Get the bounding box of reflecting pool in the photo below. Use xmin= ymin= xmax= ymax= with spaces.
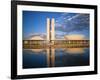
xmin=23 ymin=48 xmax=89 ymax=69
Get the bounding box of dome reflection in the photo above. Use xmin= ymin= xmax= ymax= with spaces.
xmin=29 ymin=49 xmax=44 ymax=53
xmin=63 ymin=48 xmax=85 ymax=54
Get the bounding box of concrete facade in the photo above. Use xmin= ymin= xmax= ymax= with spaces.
xmin=47 ymin=18 xmax=50 ymax=42
xmin=47 ymin=18 xmax=55 ymax=44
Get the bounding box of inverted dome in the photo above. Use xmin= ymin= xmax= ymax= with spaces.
xmin=64 ymin=34 xmax=85 ymax=40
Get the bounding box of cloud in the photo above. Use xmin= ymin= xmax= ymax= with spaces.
xmin=23 ymin=33 xmax=47 ymax=40
xmin=55 ymin=13 xmax=90 ymax=33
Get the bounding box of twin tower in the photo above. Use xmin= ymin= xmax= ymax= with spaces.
xmin=47 ymin=18 xmax=55 ymax=43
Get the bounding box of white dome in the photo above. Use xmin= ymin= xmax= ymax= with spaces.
xmin=29 ymin=36 xmax=44 ymax=40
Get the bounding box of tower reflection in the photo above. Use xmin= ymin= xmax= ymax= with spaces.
xmin=47 ymin=48 xmax=55 ymax=67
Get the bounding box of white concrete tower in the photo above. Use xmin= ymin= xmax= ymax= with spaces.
xmin=47 ymin=18 xmax=50 ymax=42
xmin=51 ymin=18 xmax=55 ymax=44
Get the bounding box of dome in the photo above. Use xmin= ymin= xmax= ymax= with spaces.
xmin=29 ymin=36 xmax=44 ymax=40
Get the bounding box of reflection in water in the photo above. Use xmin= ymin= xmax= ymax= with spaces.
xmin=23 ymin=48 xmax=89 ymax=69
xmin=30 ymin=49 xmax=44 ymax=53
xmin=47 ymin=49 xmax=55 ymax=67
xmin=63 ymin=48 xmax=85 ymax=54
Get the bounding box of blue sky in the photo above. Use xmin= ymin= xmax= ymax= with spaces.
xmin=23 ymin=11 xmax=90 ymax=39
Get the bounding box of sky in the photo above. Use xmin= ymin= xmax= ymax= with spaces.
xmin=23 ymin=11 xmax=90 ymax=39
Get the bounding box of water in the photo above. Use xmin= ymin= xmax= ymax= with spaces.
xmin=23 ymin=48 xmax=89 ymax=69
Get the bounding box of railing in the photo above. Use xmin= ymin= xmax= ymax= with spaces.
xmin=23 ymin=40 xmax=89 ymax=49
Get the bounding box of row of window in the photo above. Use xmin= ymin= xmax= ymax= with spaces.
xmin=23 ymin=41 xmax=89 ymax=46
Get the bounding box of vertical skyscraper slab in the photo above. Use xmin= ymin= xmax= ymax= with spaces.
xmin=51 ymin=18 xmax=55 ymax=44
xmin=47 ymin=18 xmax=55 ymax=44
xmin=47 ymin=18 xmax=50 ymax=42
